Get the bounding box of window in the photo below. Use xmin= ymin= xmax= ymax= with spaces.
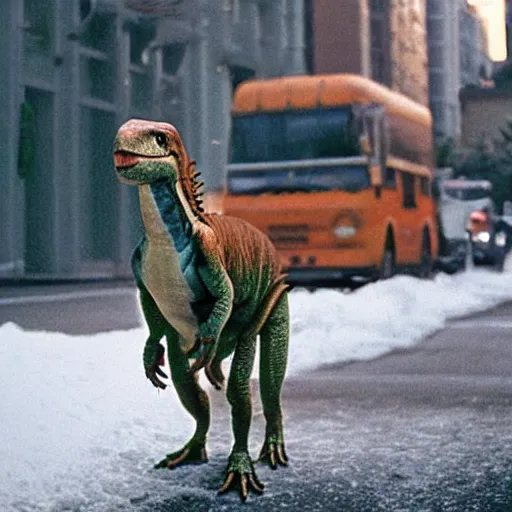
xmin=227 ymin=165 xmax=371 ymax=195
xmin=230 ymin=108 xmax=359 ymax=163
xmin=370 ymin=0 xmax=387 ymax=12
xmin=420 ymin=176 xmax=431 ymax=197
xmin=401 ymin=172 xmax=416 ymax=208
xmin=384 ymin=167 xmax=396 ymax=188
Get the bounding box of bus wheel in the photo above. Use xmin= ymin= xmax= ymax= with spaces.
xmin=379 ymin=240 xmax=395 ymax=280
xmin=419 ymin=231 xmax=432 ymax=279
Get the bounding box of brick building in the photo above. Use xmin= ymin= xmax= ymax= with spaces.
xmin=309 ymin=0 xmax=429 ymax=106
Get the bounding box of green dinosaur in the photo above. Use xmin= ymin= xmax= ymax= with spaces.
xmin=113 ymin=119 xmax=290 ymax=501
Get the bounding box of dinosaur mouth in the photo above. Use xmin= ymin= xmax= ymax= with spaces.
xmin=113 ymin=151 xmax=141 ymax=169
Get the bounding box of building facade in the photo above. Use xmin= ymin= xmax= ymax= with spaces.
xmin=460 ymin=3 xmax=492 ymax=87
xmin=389 ymin=0 xmax=429 ymax=106
xmin=311 ymin=0 xmax=371 ymax=78
xmin=427 ymin=0 xmax=462 ymax=142
xmin=427 ymin=0 xmax=493 ymax=144
xmin=311 ymin=0 xmax=429 ymax=106
xmin=0 ymin=0 xmax=305 ymax=278
xmin=460 ymin=87 xmax=512 ymax=149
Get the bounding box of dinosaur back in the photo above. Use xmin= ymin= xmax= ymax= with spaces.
xmin=202 ymin=214 xmax=286 ymax=303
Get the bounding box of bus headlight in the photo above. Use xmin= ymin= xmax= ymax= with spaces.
xmin=334 ymin=225 xmax=357 ymax=238
xmin=471 ymin=231 xmax=490 ymax=243
xmin=333 ymin=212 xmax=361 ymax=239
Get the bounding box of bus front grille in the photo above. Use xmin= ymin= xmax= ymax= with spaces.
xmin=267 ymin=224 xmax=309 ymax=245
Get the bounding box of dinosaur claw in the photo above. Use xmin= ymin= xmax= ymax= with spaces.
xmin=248 ymin=473 xmax=265 ymax=494
xmin=205 ymin=365 xmax=223 ymax=390
xmin=188 ymin=337 xmax=216 ymax=375
xmin=277 ymin=445 xmax=289 ymax=465
xmin=189 ymin=355 xmax=208 ymax=375
xmin=218 ymin=472 xmax=235 ymax=494
xmin=270 ymin=449 xmax=277 ymax=469
xmin=155 ymin=366 xmax=168 ymax=379
xmin=218 ymin=451 xmax=265 ymax=501
xmin=166 ymin=446 xmax=191 ymax=469
xmin=147 ymin=366 xmax=167 ymax=389
xmin=240 ymin=474 xmax=248 ymax=502
xmin=258 ymin=437 xmax=288 ymax=469
xmin=155 ymin=442 xmax=208 ymax=470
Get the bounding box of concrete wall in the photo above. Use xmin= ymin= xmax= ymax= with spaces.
xmin=0 ymin=2 xmax=24 ymax=275
xmin=312 ymin=0 xmax=370 ymax=77
xmin=460 ymin=87 xmax=512 ymax=148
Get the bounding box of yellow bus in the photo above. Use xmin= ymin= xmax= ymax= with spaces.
xmin=223 ymin=74 xmax=439 ymax=286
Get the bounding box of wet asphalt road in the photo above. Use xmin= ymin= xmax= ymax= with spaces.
xmin=1 ymin=282 xmax=512 ymax=511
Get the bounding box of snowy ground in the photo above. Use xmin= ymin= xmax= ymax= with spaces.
xmin=2 ymin=262 xmax=512 ymax=511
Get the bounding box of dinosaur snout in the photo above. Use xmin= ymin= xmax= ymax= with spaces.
xmin=113 ymin=151 xmax=141 ymax=169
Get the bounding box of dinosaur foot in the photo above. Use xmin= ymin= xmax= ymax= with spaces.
xmin=218 ymin=451 xmax=265 ymax=502
xmin=257 ymin=434 xmax=288 ymax=470
xmin=154 ymin=442 xmax=208 ymax=470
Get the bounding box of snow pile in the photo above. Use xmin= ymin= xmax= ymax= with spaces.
xmin=288 ymin=267 xmax=512 ymax=373
xmin=2 ymin=265 xmax=512 ymax=510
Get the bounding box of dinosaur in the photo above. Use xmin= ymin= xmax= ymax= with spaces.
xmin=113 ymin=119 xmax=290 ymax=501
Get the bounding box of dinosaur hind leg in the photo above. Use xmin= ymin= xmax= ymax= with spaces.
xmin=257 ymin=292 xmax=289 ymax=469
xmin=155 ymin=332 xmax=210 ymax=469
xmin=218 ymin=335 xmax=265 ymax=501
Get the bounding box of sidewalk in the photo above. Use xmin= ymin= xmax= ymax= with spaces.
xmin=0 ymin=278 xmax=140 ymax=334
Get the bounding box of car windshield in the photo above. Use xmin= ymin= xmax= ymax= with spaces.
xmin=230 ymin=107 xmax=360 ymax=163
xmin=443 ymin=186 xmax=491 ymax=201
xmin=227 ymin=165 xmax=370 ymax=195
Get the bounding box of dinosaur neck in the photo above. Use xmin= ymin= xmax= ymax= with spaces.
xmin=139 ymin=180 xmax=194 ymax=251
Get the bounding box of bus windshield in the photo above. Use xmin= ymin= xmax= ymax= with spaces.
xmin=227 ymin=165 xmax=370 ymax=195
xmin=230 ymin=107 xmax=359 ymax=163
xmin=443 ymin=185 xmax=491 ymax=201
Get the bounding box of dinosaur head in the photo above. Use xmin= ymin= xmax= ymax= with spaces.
xmin=113 ymin=119 xmax=184 ymax=185
xmin=113 ymin=118 xmax=205 ymax=214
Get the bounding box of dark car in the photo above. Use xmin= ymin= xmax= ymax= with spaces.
xmin=467 ymin=209 xmax=508 ymax=271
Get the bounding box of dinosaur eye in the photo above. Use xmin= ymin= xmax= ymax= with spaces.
xmin=154 ymin=132 xmax=167 ymax=148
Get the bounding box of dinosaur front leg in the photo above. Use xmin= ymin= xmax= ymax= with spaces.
xmin=137 ymin=283 xmax=169 ymax=389
xmin=155 ymin=331 xmax=210 ymax=470
xmin=189 ymin=231 xmax=234 ymax=377
xmin=257 ymin=293 xmax=290 ymax=469
xmin=219 ymin=336 xmax=264 ymax=501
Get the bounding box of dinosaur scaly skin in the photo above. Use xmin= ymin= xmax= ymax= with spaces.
xmin=113 ymin=119 xmax=290 ymax=502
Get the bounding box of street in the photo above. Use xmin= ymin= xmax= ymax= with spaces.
xmin=1 ymin=281 xmax=512 ymax=511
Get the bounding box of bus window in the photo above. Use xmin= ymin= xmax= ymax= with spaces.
xmin=402 ymin=172 xmax=416 ymax=208
xmin=420 ymin=176 xmax=431 ymax=197
xmin=227 ymin=165 xmax=370 ymax=195
xmin=384 ymin=167 xmax=396 ymax=188
xmin=231 ymin=108 xmax=359 ymax=163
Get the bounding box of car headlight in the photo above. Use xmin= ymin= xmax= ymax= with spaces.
xmin=495 ymin=231 xmax=507 ymax=247
xmin=471 ymin=231 xmax=490 ymax=243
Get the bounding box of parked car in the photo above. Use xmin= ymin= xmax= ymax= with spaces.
xmin=466 ymin=208 xmax=510 ymax=271
xmin=435 ymin=178 xmax=493 ymax=273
